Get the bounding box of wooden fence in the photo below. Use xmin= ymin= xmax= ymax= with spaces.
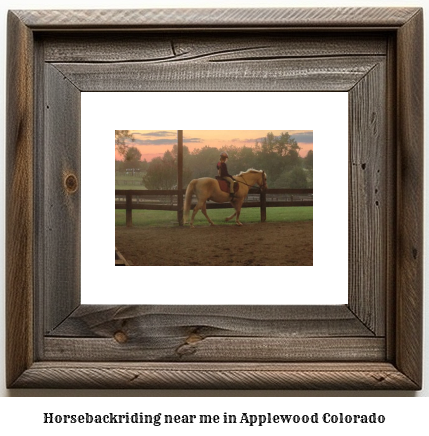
xmin=116 ymin=188 xmax=313 ymax=226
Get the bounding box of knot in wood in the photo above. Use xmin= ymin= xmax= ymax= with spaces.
xmin=186 ymin=333 xmax=203 ymax=344
xmin=64 ymin=174 xmax=78 ymax=193
xmin=114 ymin=331 xmax=128 ymax=343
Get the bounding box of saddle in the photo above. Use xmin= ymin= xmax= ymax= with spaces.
xmin=215 ymin=176 xmax=239 ymax=194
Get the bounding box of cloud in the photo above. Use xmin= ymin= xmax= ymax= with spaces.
xmin=184 ymin=137 xmax=203 ymax=144
xmin=133 ymin=138 xmax=178 ymax=146
xmin=129 ymin=135 xmax=203 ymax=147
xmin=134 ymin=131 xmax=176 ymax=137
xmin=291 ymin=131 xmax=313 ymax=144
xmin=244 ymin=137 xmax=265 ymax=144
xmin=230 ymin=132 xmax=314 ymax=147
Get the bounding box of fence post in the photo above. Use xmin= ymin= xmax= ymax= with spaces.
xmin=126 ymin=191 xmax=132 ymax=227
xmin=260 ymin=189 xmax=266 ymax=222
xmin=177 ymin=130 xmax=184 ymax=226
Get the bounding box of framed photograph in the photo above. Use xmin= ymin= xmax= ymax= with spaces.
xmin=6 ymin=7 xmax=423 ymax=389
xmin=86 ymin=93 xmax=346 ymax=305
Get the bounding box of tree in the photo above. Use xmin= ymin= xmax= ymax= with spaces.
xmin=303 ymin=150 xmax=313 ymax=188
xmin=304 ymin=149 xmax=313 ymax=170
xmin=188 ymin=146 xmax=221 ymax=179
xmin=115 ymin=159 xmax=125 ymax=173
xmin=140 ymin=158 xmax=149 ymax=172
xmin=254 ymin=132 xmax=302 ymax=185
xmin=235 ymin=146 xmax=257 ymax=171
xmin=123 ymin=146 xmax=142 ymax=172
xmin=142 ymin=150 xmax=178 ymax=189
xmin=115 ymin=130 xmax=134 ymax=159
xmin=171 ymin=143 xmax=190 ymax=161
xmin=124 ymin=146 xmax=142 ymax=163
xmin=257 ymin=132 xmax=300 ymax=163
xmin=274 ymin=166 xmax=309 ymax=189
xmin=276 ymin=132 xmax=300 ymax=159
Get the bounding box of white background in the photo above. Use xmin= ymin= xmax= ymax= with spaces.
xmin=0 ymin=0 xmax=428 ymax=422
xmin=82 ymin=92 xmax=348 ymax=305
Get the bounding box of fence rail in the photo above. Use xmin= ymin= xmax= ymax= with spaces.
xmin=115 ymin=188 xmax=313 ymax=226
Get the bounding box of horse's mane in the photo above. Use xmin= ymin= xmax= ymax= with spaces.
xmin=237 ymin=168 xmax=264 ymax=176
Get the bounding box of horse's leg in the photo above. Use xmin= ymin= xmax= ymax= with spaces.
xmin=190 ymin=199 xmax=212 ymax=228
xmin=235 ymin=210 xmax=243 ymax=226
xmin=201 ymin=202 xmax=215 ymax=226
xmin=225 ymin=211 xmax=236 ymax=222
xmin=189 ymin=204 xmax=200 ymax=228
xmin=234 ymin=199 xmax=244 ymax=226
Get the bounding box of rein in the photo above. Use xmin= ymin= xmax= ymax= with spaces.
xmin=234 ymin=172 xmax=265 ymax=189
xmin=234 ymin=176 xmax=254 ymax=187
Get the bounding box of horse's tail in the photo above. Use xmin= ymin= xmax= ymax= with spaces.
xmin=183 ymin=179 xmax=197 ymax=223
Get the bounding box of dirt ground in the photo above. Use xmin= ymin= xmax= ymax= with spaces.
xmin=115 ymin=221 xmax=312 ymax=266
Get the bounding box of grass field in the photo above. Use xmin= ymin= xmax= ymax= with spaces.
xmin=115 ymin=184 xmax=147 ymax=190
xmin=115 ymin=173 xmax=146 ymax=190
xmin=115 ymin=206 xmax=313 ymax=227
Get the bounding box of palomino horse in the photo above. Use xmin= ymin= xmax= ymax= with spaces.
xmin=184 ymin=169 xmax=267 ymax=227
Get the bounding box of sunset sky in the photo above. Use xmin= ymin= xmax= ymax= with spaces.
xmin=115 ymin=130 xmax=313 ymax=161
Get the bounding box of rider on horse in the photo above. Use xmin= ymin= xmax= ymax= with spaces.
xmin=217 ymin=151 xmax=235 ymax=198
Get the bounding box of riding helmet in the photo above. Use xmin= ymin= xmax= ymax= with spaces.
xmin=220 ymin=151 xmax=229 ymax=158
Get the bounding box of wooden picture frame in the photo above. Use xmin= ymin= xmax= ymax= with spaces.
xmin=6 ymin=7 xmax=423 ymax=389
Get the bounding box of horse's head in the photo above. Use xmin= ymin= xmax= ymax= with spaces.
xmin=238 ymin=169 xmax=267 ymax=191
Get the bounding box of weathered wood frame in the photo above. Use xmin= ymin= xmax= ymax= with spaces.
xmin=6 ymin=8 xmax=423 ymax=389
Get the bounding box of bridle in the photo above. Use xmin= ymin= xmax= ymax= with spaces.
xmin=234 ymin=175 xmax=253 ymax=188
xmin=235 ymin=171 xmax=267 ymax=191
